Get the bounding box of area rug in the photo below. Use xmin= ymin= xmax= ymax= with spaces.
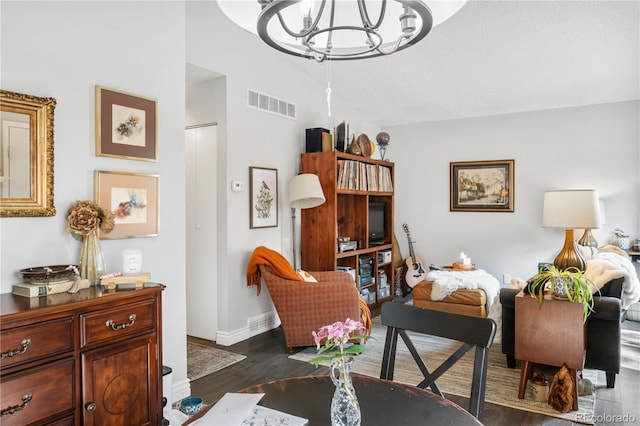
xmin=289 ymin=317 xmax=597 ymax=424
xmin=621 ymin=328 xmax=640 ymax=371
xmin=187 ymin=341 xmax=246 ymax=381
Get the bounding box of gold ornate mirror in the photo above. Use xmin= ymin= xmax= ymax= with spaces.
xmin=0 ymin=90 xmax=56 ymax=217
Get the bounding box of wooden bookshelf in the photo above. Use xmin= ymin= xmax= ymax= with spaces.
xmin=300 ymin=151 xmax=395 ymax=307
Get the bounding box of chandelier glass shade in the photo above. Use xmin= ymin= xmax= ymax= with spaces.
xmin=216 ymin=0 xmax=468 ymax=61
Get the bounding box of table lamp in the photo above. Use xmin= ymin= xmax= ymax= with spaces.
xmin=289 ymin=174 xmax=325 ymax=270
xmin=542 ymin=189 xmax=601 ymax=271
xmin=578 ymin=199 xmax=606 ymax=248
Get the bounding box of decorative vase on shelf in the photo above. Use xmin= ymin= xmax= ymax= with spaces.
xmin=79 ymin=228 xmax=105 ymax=285
xmin=617 ymin=237 xmax=630 ymax=251
xmin=330 ymin=357 xmax=361 ymax=426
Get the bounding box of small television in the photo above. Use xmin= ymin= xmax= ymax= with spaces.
xmin=368 ymin=202 xmax=387 ymax=245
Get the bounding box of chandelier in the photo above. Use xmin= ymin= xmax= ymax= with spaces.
xmin=216 ymin=0 xmax=468 ymax=62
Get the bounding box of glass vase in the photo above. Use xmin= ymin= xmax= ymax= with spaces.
xmin=329 ymin=357 xmax=361 ymax=426
xmin=79 ymin=228 xmax=105 ymax=285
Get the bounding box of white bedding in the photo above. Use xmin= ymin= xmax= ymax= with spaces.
xmin=425 ymin=269 xmax=501 ymax=312
xmin=584 ymin=250 xmax=640 ymax=309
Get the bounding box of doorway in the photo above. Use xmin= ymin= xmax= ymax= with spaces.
xmin=185 ymin=123 xmax=218 ymax=340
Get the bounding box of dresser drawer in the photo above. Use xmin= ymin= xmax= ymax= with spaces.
xmin=47 ymin=415 xmax=75 ymax=426
xmin=80 ymin=299 xmax=155 ymax=347
xmin=0 ymin=358 xmax=74 ymax=426
xmin=1 ymin=317 xmax=74 ymax=369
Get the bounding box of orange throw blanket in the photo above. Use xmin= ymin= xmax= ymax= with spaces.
xmin=246 ymin=246 xmax=301 ymax=295
xmin=359 ymin=296 xmax=372 ymax=337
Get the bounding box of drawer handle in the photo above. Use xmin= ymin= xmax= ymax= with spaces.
xmin=106 ymin=314 xmax=136 ymax=331
xmin=85 ymin=402 xmax=97 ymax=412
xmin=0 ymin=338 xmax=31 ymax=359
xmin=1 ymin=393 xmax=32 ymax=417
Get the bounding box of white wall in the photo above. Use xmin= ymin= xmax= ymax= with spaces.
xmin=185 ymin=1 xmax=380 ymax=344
xmin=1 ymin=0 xmax=189 ymax=401
xmin=387 ymin=101 xmax=639 ymax=282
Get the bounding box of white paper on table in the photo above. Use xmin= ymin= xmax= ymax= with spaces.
xmin=241 ymin=405 xmax=308 ymax=426
xmin=191 ymin=393 xmax=264 ymax=425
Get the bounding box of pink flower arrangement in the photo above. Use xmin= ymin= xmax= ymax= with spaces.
xmin=308 ymin=318 xmax=370 ymax=366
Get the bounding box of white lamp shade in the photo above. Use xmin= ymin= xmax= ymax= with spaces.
xmin=289 ymin=174 xmax=325 ymax=209
xmin=542 ymin=190 xmax=601 ymax=229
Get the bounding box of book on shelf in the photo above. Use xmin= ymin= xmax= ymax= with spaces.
xmin=336 ymin=160 xmax=392 ymax=192
xmin=377 ymin=165 xmax=393 ymax=192
xmin=12 ymin=278 xmax=88 ymax=297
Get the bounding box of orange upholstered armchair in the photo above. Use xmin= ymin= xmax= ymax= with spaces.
xmin=259 ymin=265 xmax=361 ymax=352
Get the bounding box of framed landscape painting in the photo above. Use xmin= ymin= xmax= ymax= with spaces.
xmin=250 ymin=166 xmax=278 ymax=228
xmin=450 ymin=159 xmax=514 ymax=212
xmin=95 ymin=170 xmax=159 ymax=239
xmin=95 ymin=86 xmax=158 ymax=161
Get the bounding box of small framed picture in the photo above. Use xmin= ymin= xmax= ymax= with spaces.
xmin=95 ymin=86 xmax=158 ymax=161
xmin=250 ymin=166 xmax=278 ymax=229
xmin=95 ymin=170 xmax=159 ymax=239
xmin=450 ymin=159 xmax=515 ymax=212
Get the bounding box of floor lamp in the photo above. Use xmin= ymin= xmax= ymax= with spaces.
xmin=289 ymin=174 xmax=326 ymax=270
xmin=542 ymin=189 xmax=601 ymax=272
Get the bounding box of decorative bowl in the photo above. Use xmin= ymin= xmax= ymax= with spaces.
xmin=179 ymin=397 xmax=203 ymax=416
xmin=18 ymin=265 xmax=79 ymax=284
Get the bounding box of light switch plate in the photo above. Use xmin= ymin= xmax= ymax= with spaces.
xmin=231 ymin=180 xmax=245 ymax=192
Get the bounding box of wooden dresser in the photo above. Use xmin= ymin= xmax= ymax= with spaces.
xmin=0 ymin=284 xmax=164 ymax=425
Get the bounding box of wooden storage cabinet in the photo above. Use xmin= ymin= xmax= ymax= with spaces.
xmin=0 ymin=285 xmax=164 ymax=426
xmin=300 ymin=151 xmax=395 ymax=307
xmin=82 ymin=336 xmax=154 ymax=425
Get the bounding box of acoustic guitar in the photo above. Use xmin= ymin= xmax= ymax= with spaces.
xmin=402 ymin=223 xmax=426 ymax=288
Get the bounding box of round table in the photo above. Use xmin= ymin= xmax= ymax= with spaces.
xmin=235 ymin=375 xmax=482 ymax=425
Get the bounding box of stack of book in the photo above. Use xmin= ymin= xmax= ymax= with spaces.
xmin=337 ymin=160 xmax=393 ymax=192
xmin=13 ymin=278 xmax=88 ymax=297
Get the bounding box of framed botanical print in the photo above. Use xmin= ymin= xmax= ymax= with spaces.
xmin=450 ymin=159 xmax=514 ymax=212
xmin=250 ymin=166 xmax=278 ymax=228
xmin=95 ymin=170 xmax=159 ymax=239
xmin=95 ymin=86 xmax=157 ymax=161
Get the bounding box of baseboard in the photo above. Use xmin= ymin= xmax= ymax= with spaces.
xmin=215 ymin=327 xmax=250 ymax=346
xmin=171 ymin=378 xmax=191 ymax=403
xmin=216 ymin=311 xmax=280 ymax=346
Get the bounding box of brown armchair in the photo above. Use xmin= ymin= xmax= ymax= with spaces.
xmin=259 ymin=265 xmax=361 ymax=352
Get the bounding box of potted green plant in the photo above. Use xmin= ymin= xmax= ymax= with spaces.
xmin=527 ymin=265 xmax=596 ymax=322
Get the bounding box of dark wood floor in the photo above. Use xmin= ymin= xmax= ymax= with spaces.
xmin=189 ymin=315 xmax=640 ymax=426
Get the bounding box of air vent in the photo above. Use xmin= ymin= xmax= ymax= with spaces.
xmin=248 ymin=311 xmax=278 ymax=335
xmin=247 ymin=89 xmax=296 ymax=120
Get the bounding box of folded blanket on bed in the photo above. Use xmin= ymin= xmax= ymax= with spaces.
xmin=425 ymin=269 xmax=501 ymax=311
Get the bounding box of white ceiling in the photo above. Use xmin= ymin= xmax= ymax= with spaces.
xmin=195 ymin=1 xmax=639 ymax=127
